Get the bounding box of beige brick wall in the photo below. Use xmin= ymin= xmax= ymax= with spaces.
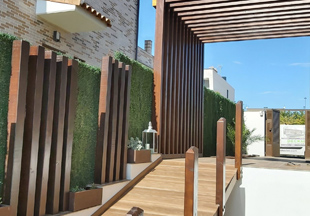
xmin=0 ymin=0 xmax=138 ymax=67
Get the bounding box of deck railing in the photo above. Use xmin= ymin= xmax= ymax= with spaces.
xmin=184 ymin=101 xmax=243 ymax=216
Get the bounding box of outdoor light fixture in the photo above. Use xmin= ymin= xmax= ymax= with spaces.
xmin=53 ymin=31 xmax=61 ymax=42
xmin=142 ymin=122 xmax=158 ymax=153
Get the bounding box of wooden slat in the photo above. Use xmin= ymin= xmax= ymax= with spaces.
xmin=153 ymin=0 xmax=166 ymax=140
xmin=46 ymin=55 xmax=68 ymax=214
xmin=174 ymin=0 xmax=281 ymax=12
xmin=95 ymin=56 xmax=113 ymax=184
xmin=179 ymin=19 xmax=185 ymax=154
xmin=106 ymin=59 xmax=120 ymax=183
xmin=182 ymin=4 xmax=310 ymax=21
xmin=184 ymin=146 xmax=198 ymax=216
xmin=171 ymin=11 xmax=178 ymax=154
xmin=189 ymin=14 xmax=310 ymax=29
xmin=305 ymin=111 xmax=310 ymax=160
xmin=200 ymin=41 xmax=204 ymax=154
xmin=178 ymin=1 xmax=310 ymax=17
xmin=197 ymin=25 xmax=310 ymax=38
xmin=200 ymin=28 xmax=310 ymax=41
xmin=235 ymin=101 xmax=243 ymax=180
xmin=120 ymin=65 xmax=132 ymax=180
xmin=3 ymin=40 xmax=30 ymax=216
xmin=35 ymin=51 xmax=57 ymax=216
xmin=60 ymin=59 xmax=78 ymax=211
xmin=175 ymin=16 xmax=181 ymax=154
xmin=167 ymin=7 xmax=174 ymax=154
xmin=114 ymin=63 xmax=126 ymax=181
xmin=216 ymin=118 xmax=226 ymax=216
xmin=202 ymin=31 xmax=310 ymax=43
xmin=185 ymin=9 xmax=310 ymax=24
xmin=18 ymin=45 xmax=45 ymax=216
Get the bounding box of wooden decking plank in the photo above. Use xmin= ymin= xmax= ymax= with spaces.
xmin=103 ymin=158 xmax=237 ymax=216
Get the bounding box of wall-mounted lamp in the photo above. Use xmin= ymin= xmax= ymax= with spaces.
xmin=53 ymin=31 xmax=61 ymax=42
xmin=260 ymin=111 xmax=264 ymax=117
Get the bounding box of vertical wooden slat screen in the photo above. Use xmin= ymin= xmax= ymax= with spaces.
xmin=18 ymin=45 xmax=45 ymax=216
xmin=46 ymin=56 xmax=68 ymax=214
xmin=265 ymin=109 xmax=280 ymax=157
xmin=3 ymin=40 xmax=30 ymax=216
xmin=60 ymin=59 xmax=78 ymax=211
xmin=154 ymin=1 xmax=204 ymax=157
xmin=95 ymin=57 xmax=132 ymax=184
xmin=35 ymin=51 xmax=57 ymax=216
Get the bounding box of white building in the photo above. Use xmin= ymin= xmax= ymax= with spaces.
xmin=203 ymin=67 xmax=235 ymax=101
xmin=244 ymin=108 xmax=266 ymax=157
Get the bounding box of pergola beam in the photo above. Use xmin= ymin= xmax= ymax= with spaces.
xmin=193 ymin=22 xmax=310 ymax=35
xmin=188 ymin=13 xmax=310 ymax=28
xmin=185 ymin=9 xmax=310 ymax=24
xmin=199 ymin=28 xmax=310 ymax=41
xmin=181 ymin=4 xmax=310 ymax=21
xmin=202 ymin=32 xmax=310 ymax=43
xmin=191 ymin=17 xmax=310 ymax=32
xmin=173 ymin=0 xmax=281 ymax=12
xmin=178 ymin=1 xmax=310 ymax=16
xmin=197 ymin=25 xmax=310 ymax=38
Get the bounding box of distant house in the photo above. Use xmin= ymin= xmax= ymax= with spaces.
xmin=203 ymin=67 xmax=235 ymax=101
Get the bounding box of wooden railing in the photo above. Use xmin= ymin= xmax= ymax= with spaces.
xmin=184 ymin=101 xmax=243 ymax=216
xmin=216 ymin=118 xmax=226 ymax=216
xmin=184 ymin=146 xmax=198 ymax=216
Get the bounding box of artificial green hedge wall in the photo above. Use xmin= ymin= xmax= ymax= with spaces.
xmin=0 ymin=33 xmax=17 ymax=196
xmin=70 ymin=62 xmax=100 ymax=190
xmin=114 ymin=52 xmax=153 ymax=139
xmin=203 ymin=88 xmax=236 ymax=156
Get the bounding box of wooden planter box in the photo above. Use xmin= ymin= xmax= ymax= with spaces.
xmin=0 ymin=205 xmax=10 ymax=215
xmin=69 ymin=188 xmax=102 ymax=212
xmin=127 ymin=149 xmax=151 ymax=163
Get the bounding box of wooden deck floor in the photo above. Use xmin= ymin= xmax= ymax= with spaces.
xmin=103 ymin=158 xmax=237 ymax=216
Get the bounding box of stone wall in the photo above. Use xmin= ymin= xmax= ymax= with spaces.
xmin=0 ymin=0 xmax=138 ymax=67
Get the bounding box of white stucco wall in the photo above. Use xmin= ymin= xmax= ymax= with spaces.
xmin=203 ymin=68 xmax=235 ymax=101
xmin=225 ymin=167 xmax=310 ymax=216
xmin=244 ymin=110 xmax=265 ymax=156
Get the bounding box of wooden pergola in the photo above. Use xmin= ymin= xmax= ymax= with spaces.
xmin=153 ymin=0 xmax=310 ymax=157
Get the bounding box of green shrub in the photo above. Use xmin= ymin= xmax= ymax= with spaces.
xmin=70 ymin=62 xmax=100 ymax=190
xmin=203 ymin=88 xmax=236 ymax=156
xmin=0 ymin=33 xmax=17 ymax=197
xmin=114 ymin=52 xmax=153 ymax=139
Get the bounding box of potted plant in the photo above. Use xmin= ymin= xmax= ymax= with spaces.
xmin=69 ymin=184 xmax=102 ymax=212
xmin=127 ymin=137 xmax=151 ymax=163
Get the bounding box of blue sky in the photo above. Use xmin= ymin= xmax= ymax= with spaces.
xmin=138 ymin=1 xmax=310 ymax=109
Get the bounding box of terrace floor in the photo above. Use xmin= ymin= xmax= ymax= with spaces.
xmin=102 ymin=157 xmax=238 ymax=216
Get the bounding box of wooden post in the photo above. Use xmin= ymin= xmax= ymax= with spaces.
xmin=3 ymin=40 xmax=30 ymax=216
xmin=216 ymin=118 xmax=226 ymax=216
xmin=126 ymin=207 xmax=144 ymax=216
xmin=305 ymin=110 xmax=310 ymax=160
xmin=235 ymin=101 xmax=243 ymax=180
xmin=184 ymin=146 xmax=198 ymax=216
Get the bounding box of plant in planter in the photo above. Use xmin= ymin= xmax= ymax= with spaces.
xmin=69 ymin=183 xmax=102 ymax=212
xmin=127 ymin=137 xmax=151 ymax=163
